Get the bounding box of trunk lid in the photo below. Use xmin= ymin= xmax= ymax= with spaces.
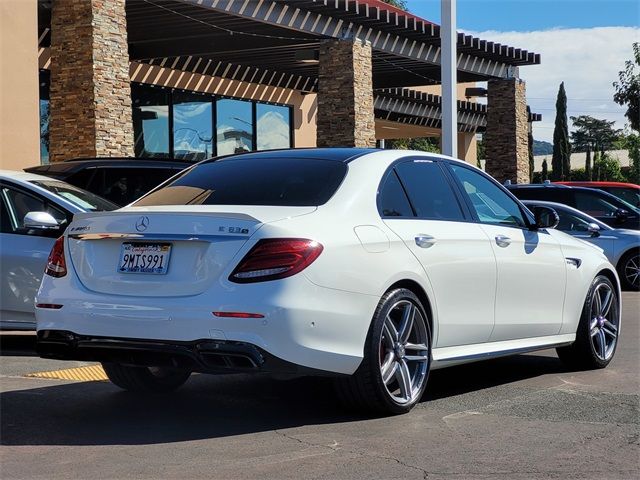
xmin=66 ymin=205 xmax=315 ymax=297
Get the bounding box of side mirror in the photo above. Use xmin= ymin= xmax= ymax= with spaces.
xmin=587 ymin=223 xmax=601 ymax=236
xmin=531 ymin=206 xmax=559 ymax=230
xmin=615 ymin=208 xmax=628 ymax=222
xmin=23 ymin=211 xmax=60 ymax=229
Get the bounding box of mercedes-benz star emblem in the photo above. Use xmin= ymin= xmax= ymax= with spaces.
xmin=135 ymin=216 xmax=150 ymax=232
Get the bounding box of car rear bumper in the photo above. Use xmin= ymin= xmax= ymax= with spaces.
xmin=37 ymin=330 xmax=336 ymax=376
xmin=35 ymin=274 xmax=380 ymax=375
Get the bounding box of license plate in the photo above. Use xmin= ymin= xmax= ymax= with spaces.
xmin=118 ymin=242 xmax=171 ymax=275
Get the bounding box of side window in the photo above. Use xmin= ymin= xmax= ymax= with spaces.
xmin=449 ymin=165 xmax=526 ymax=227
xmin=574 ymin=192 xmax=619 ymax=217
xmin=378 ymin=170 xmax=413 ymax=217
xmin=395 ymin=160 xmax=465 ymax=221
xmin=102 ymin=168 xmax=178 ymax=205
xmin=553 ymin=208 xmax=593 ymax=232
xmin=0 ymin=195 xmax=12 ymax=233
xmin=0 ymin=186 xmax=67 ymax=237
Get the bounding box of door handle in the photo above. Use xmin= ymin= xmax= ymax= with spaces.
xmin=495 ymin=234 xmax=511 ymax=247
xmin=415 ymin=235 xmax=436 ymax=248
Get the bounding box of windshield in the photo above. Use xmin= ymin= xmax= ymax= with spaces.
xmin=133 ymin=157 xmax=348 ymax=207
xmin=30 ymin=180 xmax=118 ymax=211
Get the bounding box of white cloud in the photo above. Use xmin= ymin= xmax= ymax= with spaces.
xmin=469 ymin=26 xmax=640 ymax=142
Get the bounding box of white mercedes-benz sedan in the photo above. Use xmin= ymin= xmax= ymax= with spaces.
xmin=36 ymin=149 xmax=621 ymax=414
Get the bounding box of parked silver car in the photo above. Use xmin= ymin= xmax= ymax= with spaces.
xmin=0 ymin=170 xmax=117 ymax=330
xmin=524 ymin=200 xmax=639 ymax=291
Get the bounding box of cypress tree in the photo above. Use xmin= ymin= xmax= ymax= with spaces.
xmin=551 ymin=82 xmax=571 ymax=180
xmin=528 ymin=128 xmax=535 ymax=183
xmin=585 ymin=148 xmax=592 ymax=180
xmin=542 ymin=159 xmax=549 ymax=181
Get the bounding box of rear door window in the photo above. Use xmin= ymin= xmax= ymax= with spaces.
xmin=394 ymin=160 xmax=465 ymax=221
xmin=378 ymin=170 xmax=414 ymax=217
xmin=134 ymin=158 xmax=348 ymax=207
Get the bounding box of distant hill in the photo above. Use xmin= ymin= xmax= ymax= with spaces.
xmin=533 ymin=140 xmax=553 ymax=156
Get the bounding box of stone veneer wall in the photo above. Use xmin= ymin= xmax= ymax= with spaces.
xmin=316 ymin=39 xmax=375 ymax=148
xmin=49 ymin=0 xmax=133 ymax=161
xmin=485 ymin=78 xmax=529 ymax=184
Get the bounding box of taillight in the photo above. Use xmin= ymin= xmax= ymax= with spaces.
xmin=230 ymin=238 xmax=323 ymax=283
xmin=45 ymin=236 xmax=67 ymax=278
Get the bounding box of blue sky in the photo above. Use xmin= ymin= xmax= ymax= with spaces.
xmin=404 ymin=1 xmax=640 ymax=145
xmin=406 ymin=0 xmax=640 ymax=32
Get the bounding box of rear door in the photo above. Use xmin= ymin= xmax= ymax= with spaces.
xmin=447 ymin=164 xmax=566 ymax=341
xmin=380 ymin=158 xmax=496 ymax=348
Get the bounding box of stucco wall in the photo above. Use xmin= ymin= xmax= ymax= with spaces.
xmin=0 ymin=0 xmax=40 ymax=170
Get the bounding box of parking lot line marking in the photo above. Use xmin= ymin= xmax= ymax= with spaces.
xmin=25 ymin=364 xmax=108 ymax=382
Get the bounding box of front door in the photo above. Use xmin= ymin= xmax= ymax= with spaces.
xmin=447 ymin=164 xmax=567 ymax=341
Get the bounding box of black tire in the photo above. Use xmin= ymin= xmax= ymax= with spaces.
xmin=335 ymin=288 xmax=432 ymax=415
xmin=556 ymin=275 xmax=620 ymax=370
xmin=102 ymin=362 xmax=191 ymax=393
xmin=617 ymin=248 xmax=640 ymax=291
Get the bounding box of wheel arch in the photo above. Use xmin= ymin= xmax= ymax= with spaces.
xmin=597 ymin=267 xmax=621 ymax=294
xmin=385 ymin=279 xmax=434 ymax=337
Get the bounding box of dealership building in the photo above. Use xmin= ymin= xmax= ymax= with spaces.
xmin=1 ymin=0 xmax=541 ymax=183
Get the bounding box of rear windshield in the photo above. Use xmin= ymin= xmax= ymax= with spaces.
xmin=30 ymin=180 xmax=118 ymax=211
xmin=133 ymin=157 xmax=348 ymax=207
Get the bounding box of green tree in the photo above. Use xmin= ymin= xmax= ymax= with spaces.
xmin=380 ymin=0 xmax=408 ymax=10
xmin=387 ymin=137 xmax=440 ymax=153
xmin=570 ymin=115 xmax=622 ymax=181
xmin=622 ymin=132 xmax=640 ymax=184
xmin=593 ymin=154 xmax=625 ymax=182
xmin=528 ymin=128 xmax=534 ymax=183
xmin=613 ymin=42 xmax=640 ymax=132
xmin=541 ymin=159 xmax=549 ymax=181
xmin=551 ymin=82 xmax=571 ymax=180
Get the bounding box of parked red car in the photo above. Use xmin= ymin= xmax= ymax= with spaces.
xmin=555 ymin=181 xmax=640 ymax=208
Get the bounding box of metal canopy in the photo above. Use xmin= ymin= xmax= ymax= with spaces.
xmin=37 ymin=0 xmax=542 ymax=134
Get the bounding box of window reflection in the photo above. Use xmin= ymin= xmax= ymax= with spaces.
xmin=39 ymin=70 xmax=50 ymax=164
xmin=173 ymin=92 xmax=213 ymax=162
xmin=257 ymin=104 xmax=291 ymax=150
xmin=216 ymin=99 xmax=253 ymax=155
xmin=132 ymin=85 xmax=170 ymax=158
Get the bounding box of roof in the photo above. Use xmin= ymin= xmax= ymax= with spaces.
xmin=211 ymin=147 xmax=379 ymax=163
xmin=556 ymin=181 xmax=640 ymax=189
xmin=0 ymin=170 xmax=57 ymax=183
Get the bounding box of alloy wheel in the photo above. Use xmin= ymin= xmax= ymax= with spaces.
xmin=589 ymin=281 xmax=619 ymax=361
xmin=378 ymin=300 xmax=429 ymax=405
xmin=624 ymin=254 xmax=640 ymax=289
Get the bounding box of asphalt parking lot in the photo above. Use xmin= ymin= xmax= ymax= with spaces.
xmin=1 ymin=293 xmax=638 ymax=480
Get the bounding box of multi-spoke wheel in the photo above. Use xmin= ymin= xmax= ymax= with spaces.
xmin=618 ymin=249 xmax=640 ymax=291
xmin=557 ymin=275 xmax=621 ymax=369
xmin=379 ymin=300 xmax=430 ymax=405
xmin=335 ymin=288 xmax=431 ymax=415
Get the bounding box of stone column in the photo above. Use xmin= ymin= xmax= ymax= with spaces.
xmin=49 ymin=0 xmax=134 ymax=161
xmin=485 ymin=78 xmax=529 ymax=184
xmin=316 ymin=39 xmax=375 ymax=148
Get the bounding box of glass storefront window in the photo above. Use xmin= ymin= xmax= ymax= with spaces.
xmin=172 ymin=91 xmax=213 ymax=162
xmin=216 ymin=99 xmax=253 ymax=155
xmin=39 ymin=70 xmax=50 ymax=164
xmin=256 ymin=104 xmax=291 ymax=151
xmin=132 ymin=84 xmax=170 ymax=158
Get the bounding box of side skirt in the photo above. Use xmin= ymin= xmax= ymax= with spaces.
xmin=431 ymin=333 xmax=576 ymax=370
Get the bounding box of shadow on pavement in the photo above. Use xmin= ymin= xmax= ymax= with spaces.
xmin=1 ymin=352 xmax=565 ymax=447
xmin=0 ymin=334 xmax=37 ymax=357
